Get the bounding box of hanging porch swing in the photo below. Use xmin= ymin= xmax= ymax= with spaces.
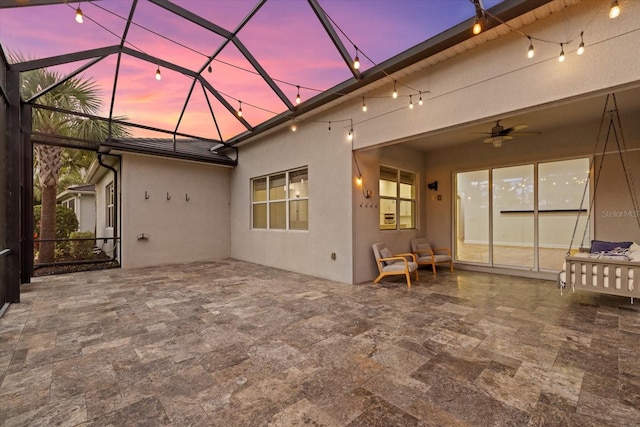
xmin=558 ymin=93 xmax=640 ymax=302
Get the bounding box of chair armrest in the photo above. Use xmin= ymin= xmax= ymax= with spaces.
xmin=393 ymin=253 xmax=417 ymax=263
xmin=413 ymin=250 xmax=435 ymax=258
xmin=432 ymin=248 xmax=452 ymax=256
xmin=379 ymin=256 xmax=411 ymax=267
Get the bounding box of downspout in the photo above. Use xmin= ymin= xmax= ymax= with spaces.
xmin=98 ymin=155 xmax=118 ymax=261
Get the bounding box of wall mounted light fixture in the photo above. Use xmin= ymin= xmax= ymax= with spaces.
xmin=427 ymin=181 xmax=438 ymax=191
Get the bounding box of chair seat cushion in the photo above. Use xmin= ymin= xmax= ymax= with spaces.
xmin=383 ymin=262 xmax=418 ymax=272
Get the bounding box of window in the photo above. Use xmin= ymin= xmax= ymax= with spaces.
xmin=106 ymin=182 xmax=114 ymax=228
xmin=379 ymin=165 xmax=416 ymax=230
xmin=61 ymin=199 xmax=75 ymax=212
xmin=252 ymin=167 xmax=308 ymax=230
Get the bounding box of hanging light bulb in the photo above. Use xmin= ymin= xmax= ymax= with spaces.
xmin=291 ymin=119 xmax=297 ymax=132
xmin=609 ymin=0 xmax=620 ymax=18
xmin=392 ymin=81 xmax=398 ymax=99
xmin=353 ymin=47 xmax=360 ymax=70
xmin=577 ymin=32 xmax=585 ymax=55
xmin=418 ymin=91 xmax=423 ymax=106
xmin=207 ymin=64 xmax=212 ymax=73
xmin=328 ymin=121 xmax=331 ymax=131
xmin=155 ymin=65 xmax=161 ymax=80
xmin=348 ymin=128 xmax=353 ymax=141
xmin=295 ymin=86 xmax=301 ymax=105
xmin=558 ymin=43 xmax=565 ymax=62
xmin=362 ymin=97 xmax=367 ymax=112
xmin=237 ymin=101 xmax=243 ymax=117
xmin=527 ymin=36 xmax=535 ymax=59
xmin=75 ymin=6 xmax=84 ymax=23
xmin=472 ymin=17 xmax=482 ymax=35
xmin=355 ymin=175 xmax=363 ymax=186
xmin=409 ymin=95 xmax=414 ymax=109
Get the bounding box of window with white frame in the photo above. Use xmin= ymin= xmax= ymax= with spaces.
xmin=252 ymin=167 xmax=308 ymax=230
xmin=106 ymin=182 xmax=114 ymax=228
xmin=61 ymin=198 xmax=75 ymax=212
xmin=379 ymin=165 xmax=416 ymax=230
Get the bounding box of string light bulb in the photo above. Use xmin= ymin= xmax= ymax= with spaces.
xmin=75 ymin=6 xmax=83 ymax=24
xmin=527 ymin=37 xmax=535 ymax=58
xmin=609 ymin=0 xmax=620 ymax=19
xmin=353 ymin=47 xmax=360 ymax=70
xmin=472 ymin=17 xmax=482 ymax=35
xmin=348 ymin=128 xmax=353 ymax=141
xmin=577 ymin=32 xmax=585 ymax=55
xmin=237 ymin=101 xmax=243 ymax=117
xmin=392 ymin=81 xmax=398 ymax=99
xmin=558 ymin=43 xmax=565 ymax=62
xmin=418 ymin=91 xmax=423 ymax=106
xmin=355 ymin=175 xmax=363 ymax=186
xmin=328 ymin=121 xmax=331 ymax=131
xmin=409 ymin=95 xmax=414 ymax=109
xmin=362 ymin=97 xmax=367 ymax=112
xmin=207 ymin=65 xmax=212 ymax=73
xmin=155 ymin=65 xmax=161 ymax=80
xmin=295 ymin=86 xmax=301 ymax=105
xmin=291 ymin=119 xmax=297 ymax=132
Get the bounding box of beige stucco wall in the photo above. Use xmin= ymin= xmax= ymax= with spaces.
xmin=120 ymin=154 xmax=231 ymax=269
xmin=230 ymin=120 xmax=353 ymax=283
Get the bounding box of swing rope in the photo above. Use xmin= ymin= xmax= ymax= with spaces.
xmin=566 ymin=93 xmax=640 ymax=257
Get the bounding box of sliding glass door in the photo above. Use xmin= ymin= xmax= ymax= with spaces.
xmin=455 ymin=158 xmax=589 ymax=271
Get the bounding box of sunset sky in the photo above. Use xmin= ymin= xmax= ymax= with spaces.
xmin=0 ymin=0 xmax=501 ymax=141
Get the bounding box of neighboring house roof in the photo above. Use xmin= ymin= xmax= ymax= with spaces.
xmin=56 ymin=184 xmax=96 ymax=201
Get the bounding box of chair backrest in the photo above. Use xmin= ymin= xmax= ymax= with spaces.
xmin=372 ymin=243 xmax=385 ymax=261
xmin=410 ymin=238 xmax=432 ymax=253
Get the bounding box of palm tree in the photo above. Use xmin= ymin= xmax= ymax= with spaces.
xmin=12 ymin=52 xmax=128 ymax=263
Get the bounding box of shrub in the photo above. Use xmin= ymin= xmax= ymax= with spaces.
xmin=70 ymin=231 xmax=95 ymax=259
xmin=34 ymin=204 xmax=79 ymax=260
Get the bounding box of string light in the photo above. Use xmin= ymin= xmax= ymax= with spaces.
xmin=527 ymin=36 xmax=534 ymax=58
xmin=155 ymin=65 xmax=161 ymax=80
xmin=558 ymin=43 xmax=565 ymax=62
xmin=291 ymin=118 xmax=297 ymax=132
xmin=237 ymin=100 xmax=243 ymax=117
xmin=295 ymin=86 xmax=301 ymax=105
xmin=347 ymin=127 xmax=353 ymax=141
xmin=355 ymin=175 xmax=363 ymax=186
xmin=75 ymin=5 xmax=83 ymax=24
xmin=362 ymin=97 xmax=367 ymax=112
xmin=392 ymin=81 xmax=398 ymax=99
xmin=577 ymin=32 xmax=585 ymax=55
xmin=353 ymin=47 xmax=360 ymax=70
xmin=418 ymin=91 xmax=423 ymax=106
xmin=409 ymin=95 xmax=414 ymax=109
xmin=472 ymin=17 xmax=482 ymax=35
xmin=207 ymin=65 xmax=212 ymax=73
xmin=609 ymin=0 xmax=620 ymax=19
xmin=328 ymin=121 xmax=331 ymax=131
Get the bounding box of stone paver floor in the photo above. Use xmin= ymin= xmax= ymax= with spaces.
xmin=1 ymin=259 xmax=640 ymax=426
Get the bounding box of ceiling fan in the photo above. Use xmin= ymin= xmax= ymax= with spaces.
xmin=473 ymin=120 xmax=539 ymax=148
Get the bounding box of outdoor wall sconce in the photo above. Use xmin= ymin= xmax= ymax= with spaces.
xmin=167 ymin=192 xmax=171 ymax=200
xmin=185 ymin=193 xmax=190 ymax=201
xmin=428 ymin=181 xmax=438 ymax=191
xmin=137 ymin=233 xmax=149 ymax=240
xmin=144 ymin=191 xmax=150 ymax=199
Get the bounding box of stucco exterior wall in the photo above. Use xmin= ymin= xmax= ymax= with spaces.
xmin=230 ymin=121 xmax=353 ymax=283
xmin=120 ymin=154 xmax=231 ymax=269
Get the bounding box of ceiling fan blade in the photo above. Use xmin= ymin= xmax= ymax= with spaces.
xmin=510 ymin=124 xmax=528 ymax=131
xmin=510 ymin=131 xmax=540 ymax=136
